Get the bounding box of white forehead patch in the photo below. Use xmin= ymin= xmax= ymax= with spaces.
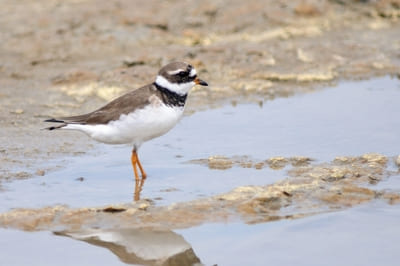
xmin=155 ymin=75 xmax=195 ymax=96
xmin=167 ymin=69 xmax=185 ymax=75
xmin=189 ymin=68 xmax=197 ymax=77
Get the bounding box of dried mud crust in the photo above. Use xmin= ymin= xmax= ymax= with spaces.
xmin=0 ymin=0 xmax=400 ymax=180
xmin=0 ymin=153 xmax=399 ymax=231
xmin=189 ymin=155 xmax=314 ymax=170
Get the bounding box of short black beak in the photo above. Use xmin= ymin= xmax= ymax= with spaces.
xmin=194 ymin=77 xmax=208 ymax=86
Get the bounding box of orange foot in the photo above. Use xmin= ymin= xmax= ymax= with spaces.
xmin=131 ymin=150 xmax=147 ymax=180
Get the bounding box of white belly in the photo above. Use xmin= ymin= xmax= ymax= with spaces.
xmin=65 ymin=104 xmax=184 ymax=145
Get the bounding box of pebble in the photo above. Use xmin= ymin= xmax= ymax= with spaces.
xmin=35 ymin=169 xmax=45 ymax=176
xmin=10 ymin=109 xmax=24 ymax=114
xmin=395 ymin=155 xmax=400 ymax=167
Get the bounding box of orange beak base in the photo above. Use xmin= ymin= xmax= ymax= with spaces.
xmin=194 ymin=78 xmax=208 ymax=86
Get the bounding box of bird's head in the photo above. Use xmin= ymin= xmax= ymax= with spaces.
xmin=155 ymin=62 xmax=208 ymax=95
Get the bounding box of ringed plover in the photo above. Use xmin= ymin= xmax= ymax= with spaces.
xmin=44 ymin=62 xmax=208 ymax=180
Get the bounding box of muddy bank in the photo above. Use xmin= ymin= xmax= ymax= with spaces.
xmin=1 ymin=0 xmax=400 ymax=180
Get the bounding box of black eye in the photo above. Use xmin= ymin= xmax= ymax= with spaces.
xmin=177 ymin=71 xmax=187 ymax=77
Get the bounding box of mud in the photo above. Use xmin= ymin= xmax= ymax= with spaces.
xmin=189 ymin=155 xmax=313 ymax=170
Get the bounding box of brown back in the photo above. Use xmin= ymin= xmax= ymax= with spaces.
xmin=59 ymin=84 xmax=158 ymax=125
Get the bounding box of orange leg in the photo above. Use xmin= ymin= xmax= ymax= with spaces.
xmin=136 ymin=155 xmax=147 ymax=179
xmin=131 ymin=151 xmax=140 ymax=180
xmin=131 ymin=150 xmax=147 ymax=180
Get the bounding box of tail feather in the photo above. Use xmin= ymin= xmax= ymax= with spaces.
xmin=43 ymin=118 xmax=67 ymax=130
xmin=44 ymin=118 xmax=65 ymax=123
xmin=44 ymin=124 xmax=67 ymax=130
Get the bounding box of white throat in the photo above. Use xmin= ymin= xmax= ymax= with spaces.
xmin=155 ymin=75 xmax=195 ymax=96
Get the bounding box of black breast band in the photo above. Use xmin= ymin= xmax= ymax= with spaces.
xmin=154 ymin=82 xmax=187 ymax=107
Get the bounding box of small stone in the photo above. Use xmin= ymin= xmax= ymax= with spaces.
xmin=35 ymin=170 xmax=45 ymax=176
xmin=102 ymin=206 xmax=126 ymax=213
xmin=51 ymin=70 xmax=98 ymax=85
xmin=138 ymin=202 xmax=150 ymax=211
xmin=254 ymin=162 xmax=265 ymax=170
xmin=267 ymin=157 xmax=288 ymax=170
xmin=208 ymin=156 xmax=233 ymax=170
xmin=294 ymin=2 xmax=321 ymax=16
xmin=239 ymin=161 xmax=253 ymax=168
xmin=297 ymin=48 xmax=313 ymax=63
xmin=125 ymin=208 xmax=138 ymax=215
xmin=15 ymin=171 xmax=31 ymax=179
xmin=290 ymin=156 xmax=312 ymax=167
xmin=395 ymin=155 xmax=400 ymax=167
xmin=372 ymin=62 xmax=385 ymax=69
xmin=322 ymin=169 xmax=347 ymax=182
xmin=122 ymin=58 xmax=145 ymax=67
xmin=11 ymin=109 xmax=24 ymax=114
xmin=160 ymin=187 xmax=179 ymax=192
xmin=261 ymin=57 xmax=276 ymax=66
xmin=383 ymin=193 xmax=400 ymax=205
xmin=361 ymin=153 xmax=387 ymax=165
xmin=368 ymin=20 xmax=389 ymax=30
xmin=334 ymin=156 xmax=353 ymax=164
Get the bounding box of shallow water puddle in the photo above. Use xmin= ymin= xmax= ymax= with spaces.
xmin=176 ymin=202 xmax=400 ymax=266
xmin=0 ymin=228 xmax=127 ymax=266
xmin=0 ymin=149 xmax=285 ymax=211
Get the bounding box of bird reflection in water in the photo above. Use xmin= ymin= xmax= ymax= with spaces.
xmin=134 ymin=178 xmax=145 ymax=201
xmin=55 ymin=228 xmax=202 ymax=265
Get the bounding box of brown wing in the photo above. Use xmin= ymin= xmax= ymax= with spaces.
xmin=54 ymin=84 xmax=156 ymax=125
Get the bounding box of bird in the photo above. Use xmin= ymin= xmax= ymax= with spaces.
xmin=44 ymin=62 xmax=208 ymax=181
